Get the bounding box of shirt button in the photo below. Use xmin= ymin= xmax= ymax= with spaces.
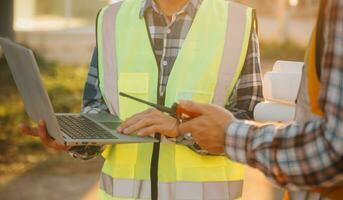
xmin=162 ymin=60 xmax=168 ymax=66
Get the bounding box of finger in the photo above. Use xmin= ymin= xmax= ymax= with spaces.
xmin=119 ymin=108 xmax=161 ymax=131
xmin=50 ymin=140 xmax=71 ymax=151
xmin=118 ymin=115 xmax=146 ymax=132
xmin=123 ymin=118 xmax=158 ymax=134
xmin=36 ymin=120 xmax=69 ymax=151
xmin=117 ymin=109 xmax=156 ymax=132
xmin=137 ymin=125 xmax=161 ymax=136
xmin=212 ymin=146 xmax=225 ymax=154
xmin=178 ymin=100 xmax=207 ymax=115
xmin=191 ymin=132 xmax=225 ymax=154
xmin=20 ymin=123 xmax=39 ymax=137
xmin=37 ymin=120 xmax=55 ymax=147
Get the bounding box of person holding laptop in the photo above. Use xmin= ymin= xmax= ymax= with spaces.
xmin=20 ymin=0 xmax=264 ymax=199
xmin=161 ymin=0 xmax=342 ymax=199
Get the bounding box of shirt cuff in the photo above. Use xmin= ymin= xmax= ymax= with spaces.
xmin=225 ymin=120 xmax=256 ymax=164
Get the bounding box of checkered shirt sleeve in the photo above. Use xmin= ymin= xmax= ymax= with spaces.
xmin=225 ymin=0 xmax=343 ymax=189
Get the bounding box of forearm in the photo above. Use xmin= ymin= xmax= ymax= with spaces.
xmin=225 ymin=118 xmax=343 ymax=190
xmin=227 ymin=0 xmax=343 ymax=189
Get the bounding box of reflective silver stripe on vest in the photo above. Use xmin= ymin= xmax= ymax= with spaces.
xmin=100 ymin=172 xmax=243 ymax=200
xmin=212 ymin=2 xmax=252 ymax=106
xmin=99 ymin=1 xmax=123 ymax=115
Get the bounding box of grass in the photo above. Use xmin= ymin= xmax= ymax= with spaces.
xmin=0 ymin=55 xmax=87 ymax=174
xmin=260 ymin=40 xmax=306 ymax=62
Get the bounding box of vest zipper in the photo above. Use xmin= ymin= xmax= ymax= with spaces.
xmin=143 ymin=15 xmax=163 ymax=200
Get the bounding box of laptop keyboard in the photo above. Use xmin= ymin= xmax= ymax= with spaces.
xmin=56 ymin=115 xmax=117 ymax=140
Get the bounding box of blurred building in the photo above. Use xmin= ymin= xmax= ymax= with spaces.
xmin=237 ymin=0 xmax=318 ymax=45
xmin=14 ymin=0 xmax=118 ymax=64
xmin=238 ymin=0 xmax=319 ymax=17
xmin=13 ymin=0 xmax=318 ymax=64
xmin=14 ymin=0 xmax=119 ymax=31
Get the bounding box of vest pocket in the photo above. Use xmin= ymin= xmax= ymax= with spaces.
xmin=118 ymin=73 xmax=149 ymax=119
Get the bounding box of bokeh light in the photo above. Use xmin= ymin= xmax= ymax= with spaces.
xmin=289 ymin=0 xmax=299 ymax=7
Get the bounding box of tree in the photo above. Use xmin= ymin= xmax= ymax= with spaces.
xmin=0 ymin=0 xmax=14 ymax=40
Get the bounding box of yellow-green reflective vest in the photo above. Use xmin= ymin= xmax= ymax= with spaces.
xmin=96 ymin=0 xmax=254 ymax=199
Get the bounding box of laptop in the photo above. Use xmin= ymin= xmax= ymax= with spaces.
xmin=0 ymin=38 xmax=157 ymax=146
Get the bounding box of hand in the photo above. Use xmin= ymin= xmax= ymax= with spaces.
xmin=117 ymin=108 xmax=179 ymax=137
xmin=20 ymin=120 xmax=71 ymax=151
xmin=178 ymin=100 xmax=235 ymax=154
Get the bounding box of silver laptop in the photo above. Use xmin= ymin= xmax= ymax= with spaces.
xmin=0 ymin=38 xmax=157 ymax=146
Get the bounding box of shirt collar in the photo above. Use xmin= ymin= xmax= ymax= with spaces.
xmin=139 ymin=0 xmax=202 ymax=19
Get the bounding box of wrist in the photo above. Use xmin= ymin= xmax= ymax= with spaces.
xmin=224 ymin=115 xmax=236 ymax=133
xmin=225 ymin=120 xmax=252 ymax=164
xmin=176 ymin=116 xmax=182 ymax=134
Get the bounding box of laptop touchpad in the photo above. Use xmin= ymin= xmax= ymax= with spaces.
xmin=83 ymin=113 xmax=122 ymax=131
xmin=101 ymin=122 xmax=121 ymax=130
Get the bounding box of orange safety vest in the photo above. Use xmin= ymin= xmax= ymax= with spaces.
xmin=283 ymin=3 xmax=342 ymax=199
xmin=307 ymin=28 xmax=343 ymax=200
xmin=283 ymin=28 xmax=342 ymax=200
xmin=282 ymin=28 xmax=323 ymax=200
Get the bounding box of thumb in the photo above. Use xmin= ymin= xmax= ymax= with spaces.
xmin=178 ymin=100 xmax=208 ymax=115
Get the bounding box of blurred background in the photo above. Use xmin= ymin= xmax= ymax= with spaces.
xmin=0 ymin=0 xmax=318 ymax=199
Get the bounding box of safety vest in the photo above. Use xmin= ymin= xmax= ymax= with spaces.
xmin=96 ymin=0 xmax=254 ymax=199
xmin=294 ymin=32 xmax=323 ymax=124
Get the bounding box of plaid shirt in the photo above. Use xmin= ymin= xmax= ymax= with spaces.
xmin=226 ymin=0 xmax=343 ymax=190
xmin=74 ymin=0 xmax=263 ymax=158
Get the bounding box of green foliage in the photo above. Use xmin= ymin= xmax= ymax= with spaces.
xmin=260 ymin=40 xmax=306 ymax=62
xmin=0 ymin=56 xmax=87 ymax=172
